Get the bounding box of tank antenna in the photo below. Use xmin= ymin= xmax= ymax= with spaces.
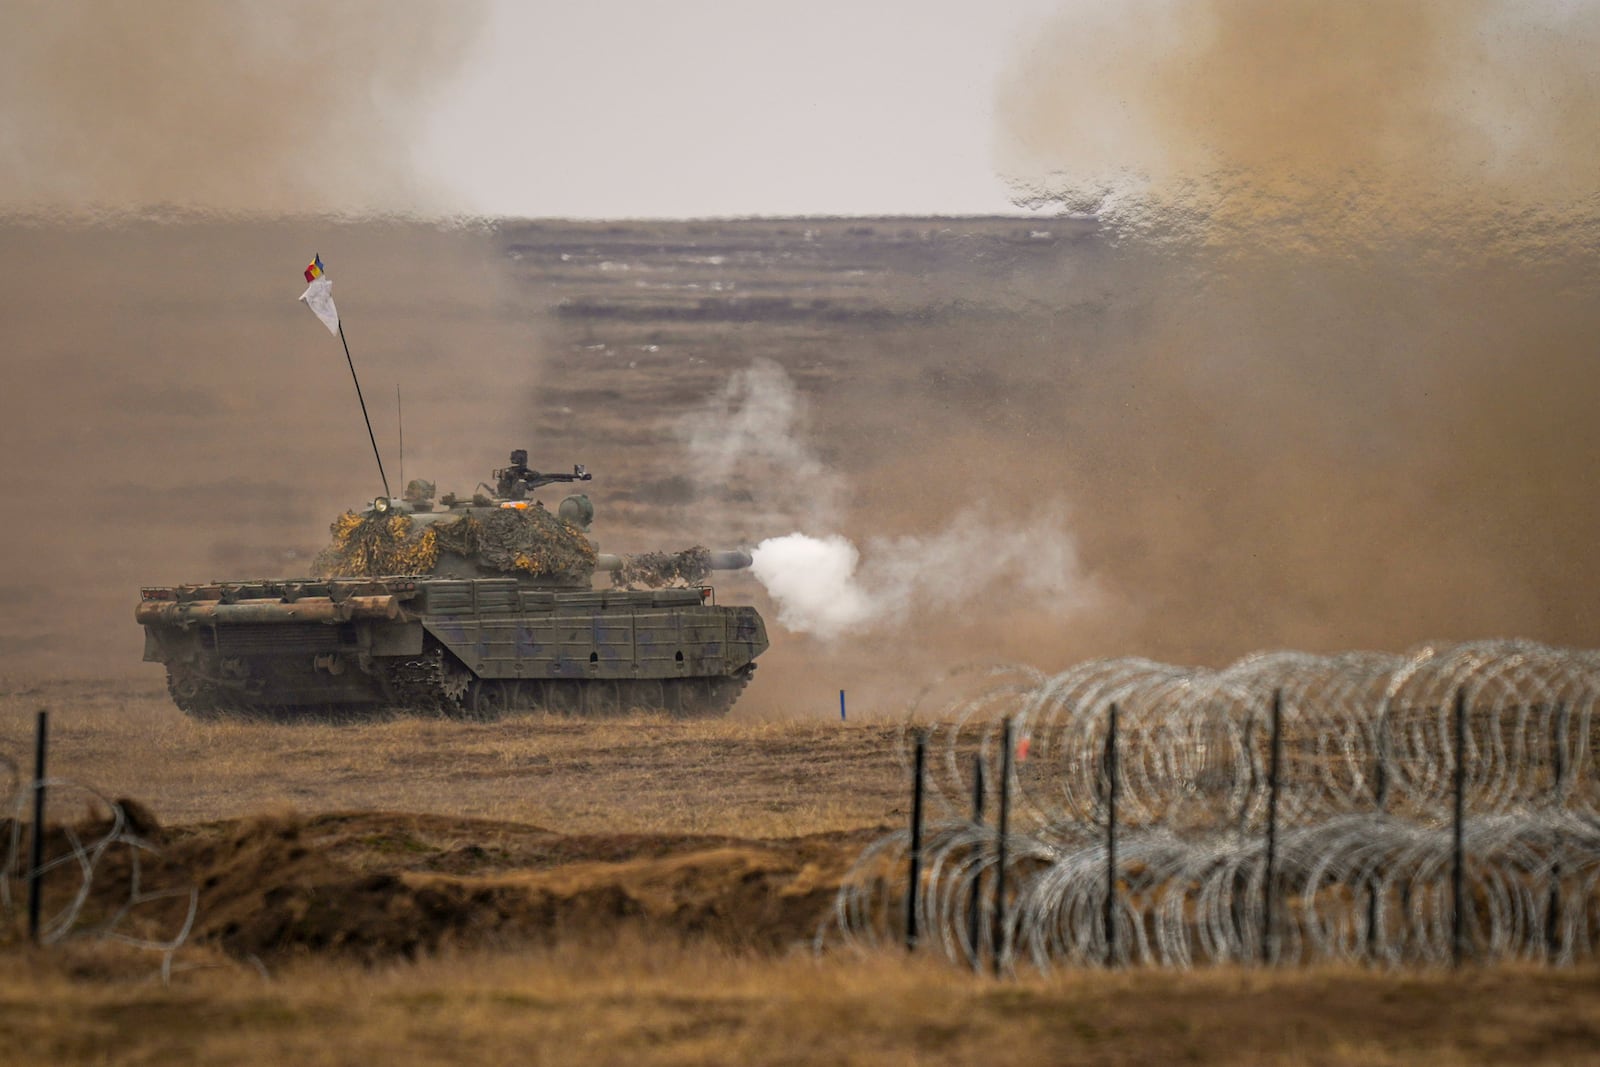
xmin=397 ymin=383 xmax=405 ymax=493
xmin=300 ymin=254 xmax=391 ymax=499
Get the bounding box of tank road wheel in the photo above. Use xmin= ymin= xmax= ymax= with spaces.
xmin=665 ymin=679 xmax=712 ymax=719
xmin=463 ymin=679 xmax=511 ymax=722
xmin=542 ymin=680 xmax=582 ymax=716
xmin=625 ymin=680 xmax=665 ymax=714
xmin=166 ymin=668 xmax=223 ymax=720
xmin=437 ymin=653 xmax=472 ymax=717
xmin=658 ymin=678 xmax=687 ymax=717
xmin=582 ymin=681 xmax=623 ymax=717
xmin=669 ymin=667 xmax=755 ymax=720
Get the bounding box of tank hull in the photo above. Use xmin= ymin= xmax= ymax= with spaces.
xmin=139 ymin=576 xmax=767 ymax=719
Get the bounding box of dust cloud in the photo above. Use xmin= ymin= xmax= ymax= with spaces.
xmin=979 ymin=0 xmax=1600 ymax=660
xmin=0 ymin=1 xmax=488 ymax=217
xmin=999 ymin=0 xmax=1600 ymax=242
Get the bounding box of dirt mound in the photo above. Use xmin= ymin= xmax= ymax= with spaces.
xmin=106 ymin=811 xmax=870 ymax=964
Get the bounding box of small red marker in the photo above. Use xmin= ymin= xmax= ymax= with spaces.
xmin=1017 ymin=737 xmax=1031 ymax=762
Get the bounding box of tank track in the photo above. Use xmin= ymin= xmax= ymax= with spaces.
xmin=379 ymin=646 xmax=470 ymax=717
xmin=167 ymin=658 xmax=754 ymax=721
xmin=166 ymin=666 xmax=226 ymax=720
xmin=165 ymin=666 xmax=315 ymax=722
xmin=460 ymin=665 xmax=757 ymax=721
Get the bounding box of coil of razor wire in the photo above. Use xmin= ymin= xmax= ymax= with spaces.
xmin=825 ymin=640 xmax=1600 ymax=970
xmin=0 ymin=750 xmax=197 ymax=981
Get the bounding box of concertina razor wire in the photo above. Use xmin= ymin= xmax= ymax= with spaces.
xmin=0 ymin=747 xmax=197 ymax=981
xmin=820 ymin=640 xmax=1600 ymax=971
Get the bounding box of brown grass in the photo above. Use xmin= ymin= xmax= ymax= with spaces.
xmin=1 ymin=945 xmax=1598 ymax=1066
xmin=0 ymin=678 xmax=906 ymax=836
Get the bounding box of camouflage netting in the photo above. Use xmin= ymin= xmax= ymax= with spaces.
xmin=610 ymin=546 xmax=712 ymax=589
xmin=312 ymin=506 xmax=597 ymax=581
xmin=434 ymin=507 xmax=597 ymax=580
xmin=312 ymin=512 xmax=439 ymax=578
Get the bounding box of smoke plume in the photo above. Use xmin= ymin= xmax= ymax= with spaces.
xmin=751 ymin=510 xmax=1099 ymax=641
xmin=681 ymin=358 xmax=846 ymax=536
xmin=693 ymin=360 xmax=1099 ymax=641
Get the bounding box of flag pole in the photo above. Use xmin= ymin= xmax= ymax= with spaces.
xmin=337 ymin=321 xmax=391 ymax=499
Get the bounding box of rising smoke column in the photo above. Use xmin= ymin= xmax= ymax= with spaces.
xmin=682 ymin=358 xmax=846 ymax=537
xmin=697 ymin=360 xmax=1100 ymax=640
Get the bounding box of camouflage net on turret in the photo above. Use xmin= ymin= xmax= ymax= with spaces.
xmin=312 ymin=506 xmax=597 ymax=581
xmin=313 ymin=512 xmax=439 ymax=577
xmin=433 ymin=508 xmax=597 ymax=580
xmin=610 ymin=546 xmax=712 ymax=588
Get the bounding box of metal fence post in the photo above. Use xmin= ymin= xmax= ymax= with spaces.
xmin=1452 ymin=686 xmax=1468 ymax=968
xmin=1368 ymin=697 xmax=1390 ymax=961
xmin=993 ymin=716 xmax=1013 ymax=977
xmin=1261 ymin=689 xmax=1283 ymax=964
xmin=969 ymin=757 xmax=985 ymax=972
xmin=1105 ymin=701 xmax=1119 ymax=968
xmin=27 ymin=709 xmax=48 ymax=944
xmin=1547 ymin=701 xmax=1568 ymax=960
xmin=906 ymin=730 xmax=926 ymax=952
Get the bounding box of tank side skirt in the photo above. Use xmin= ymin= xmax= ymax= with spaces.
xmin=420 ymin=605 xmax=764 ymax=681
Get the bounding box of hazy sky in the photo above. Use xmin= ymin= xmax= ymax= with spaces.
xmin=422 ymin=0 xmax=1063 ymax=217
xmin=5 ymin=2 xmax=1593 ymax=220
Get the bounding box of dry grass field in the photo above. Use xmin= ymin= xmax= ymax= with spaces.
xmin=5 ymin=948 xmax=1600 ymax=1066
xmin=0 ymin=678 xmax=905 ymax=835
xmin=3 ymin=678 xmax=1600 ymax=1065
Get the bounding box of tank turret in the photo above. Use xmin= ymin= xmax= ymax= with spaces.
xmin=311 ymin=455 xmax=749 ymax=592
xmin=137 ymin=451 xmax=768 ymax=720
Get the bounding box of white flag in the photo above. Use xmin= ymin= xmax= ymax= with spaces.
xmin=299 ymin=275 xmax=340 ymax=336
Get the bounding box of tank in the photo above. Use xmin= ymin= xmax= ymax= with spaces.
xmin=136 ymin=452 xmax=768 ymax=720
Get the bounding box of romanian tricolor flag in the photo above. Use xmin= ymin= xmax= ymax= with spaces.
xmin=298 ymin=254 xmax=340 ymax=336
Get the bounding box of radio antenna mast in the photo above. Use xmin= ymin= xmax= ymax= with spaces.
xmin=397 ymin=384 xmax=405 ymax=493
